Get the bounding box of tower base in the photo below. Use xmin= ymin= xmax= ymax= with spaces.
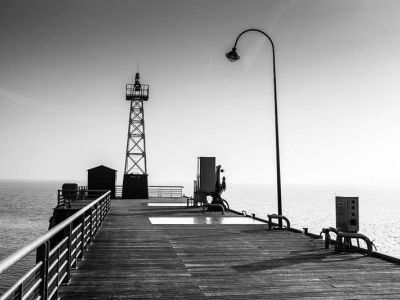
xmin=122 ymin=174 xmax=149 ymax=199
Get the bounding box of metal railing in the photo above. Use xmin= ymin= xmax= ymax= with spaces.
xmin=115 ymin=185 xmax=183 ymax=198
xmin=148 ymin=186 xmax=183 ymax=198
xmin=0 ymin=191 xmax=111 ymax=300
xmin=267 ymin=214 xmax=291 ymax=230
xmin=57 ymin=188 xmax=107 ymax=207
xmin=115 ymin=185 xmax=122 ymax=199
xmin=321 ymin=227 xmax=374 ymax=256
xmin=126 ymin=84 xmax=149 ymax=100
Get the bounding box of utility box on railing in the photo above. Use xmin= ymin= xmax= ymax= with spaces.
xmin=196 ymin=157 xmax=216 ymax=194
xmin=336 ymin=196 xmax=359 ymax=233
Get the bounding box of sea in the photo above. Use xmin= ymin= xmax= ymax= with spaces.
xmin=1 ymin=179 xmax=400 ymax=293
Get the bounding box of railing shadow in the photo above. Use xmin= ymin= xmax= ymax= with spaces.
xmin=233 ymin=250 xmax=365 ymax=272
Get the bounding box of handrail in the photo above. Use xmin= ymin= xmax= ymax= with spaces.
xmin=267 ymin=214 xmax=290 ymax=230
xmin=114 ymin=185 xmax=184 ymax=198
xmin=321 ymin=227 xmax=338 ymax=249
xmin=57 ymin=188 xmax=107 ymax=207
xmin=0 ymin=190 xmax=110 ymax=274
xmin=221 ymin=198 xmax=229 ymax=210
xmin=337 ymin=231 xmax=373 ymax=256
xmin=149 ymin=185 xmax=184 ymax=188
xmin=202 ymin=203 xmax=225 ymax=215
xmin=321 ymin=227 xmax=373 ymax=256
xmin=148 ymin=186 xmax=183 ymax=198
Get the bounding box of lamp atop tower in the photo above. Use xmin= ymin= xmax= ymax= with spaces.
xmin=126 ymin=72 xmax=149 ymax=101
xmin=134 ymin=73 xmax=141 ymax=92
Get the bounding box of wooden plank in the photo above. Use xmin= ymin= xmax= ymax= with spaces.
xmin=58 ymin=198 xmax=400 ymax=299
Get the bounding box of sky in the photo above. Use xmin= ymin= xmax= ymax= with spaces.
xmin=1 ymin=0 xmax=400 ymax=190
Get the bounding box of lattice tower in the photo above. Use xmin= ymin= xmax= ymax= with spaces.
xmin=124 ymin=73 xmax=149 ymax=174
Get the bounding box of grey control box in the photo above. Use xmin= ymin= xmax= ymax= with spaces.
xmin=196 ymin=157 xmax=216 ymax=194
xmin=335 ymin=196 xmax=359 ymax=233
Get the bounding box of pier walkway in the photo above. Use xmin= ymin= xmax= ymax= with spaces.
xmin=59 ymin=198 xmax=400 ymax=299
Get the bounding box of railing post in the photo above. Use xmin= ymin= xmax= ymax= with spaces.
xmin=99 ymin=201 xmax=103 ymax=223
xmin=64 ymin=224 xmax=72 ymax=284
xmin=55 ymin=246 xmax=60 ymax=298
xmin=324 ymin=230 xmax=330 ymax=249
xmin=104 ymin=197 xmax=107 ymax=218
xmin=89 ymin=207 xmax=94 ymax=244
xmin=17 ymin=281 xmax=23 ymax=299
xmin=73 ymin=226 xmax=78 ymax=270
xmin=104 ymin=197 xmax=107 ymax=214
xmin=79 ymin=215 xmax=85 ymax=259
xmin=95 ymin=203 xmax=99 ymax=233
xmin=57 ymin=190 xmax=63 ymax=207
xmin=36 ymin=241 xmax=49 ymax=300
xmin=98 ymin=201 xmax=102 ymax=223
xmin=100 ymin=200 xmax=104 ymax=222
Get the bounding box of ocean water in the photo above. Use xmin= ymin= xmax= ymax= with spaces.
xmin=0 ymin=180 xmax=64 ymax=293
xmin=1 ymin=180 xmax=400 ymax=293
xmin=222 ymin=183 xmax=400 ymax=257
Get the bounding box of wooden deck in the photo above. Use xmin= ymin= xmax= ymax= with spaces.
xmin=59 ymin=198 xmax=400 ymax=299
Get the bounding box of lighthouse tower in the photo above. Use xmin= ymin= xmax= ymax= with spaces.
xmin=122 ymin=72 xmax=149 ymax=199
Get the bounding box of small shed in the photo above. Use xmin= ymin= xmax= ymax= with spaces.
xmin=87 ymin=165 xmax=117 ymax=198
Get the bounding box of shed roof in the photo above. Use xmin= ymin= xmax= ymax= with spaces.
xmin=87 ymin=165 xmax=117 ymax=172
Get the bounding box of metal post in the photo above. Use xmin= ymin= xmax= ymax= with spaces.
xmin=73 ymin=227 xmax=77 ymax=270
xmin=56 ymin=246 xmax=60 ymax=298
xmin=99 ymin=200 xmax=103 ymax=224
xmin=79 ymin=215 xmax=85 ymax=259
xmin=95 ymin=204 xmax=98 ymax=232
xmin=89 ymin=207 xmax=94 ymax=244
xmin=64 ymin=224 xmax=72 ymax=283
xmin=228 ymin=28 xmax=283 ymax=227
xmin=272 ymin=45 xmax=283 ymax=227
xmin=36 ymin=242 xmax=49 ymax=300
xmin=325 ymin=231 xmax=330 ymax=249
xmin=17 ymin=281 xmax=23 ymax=299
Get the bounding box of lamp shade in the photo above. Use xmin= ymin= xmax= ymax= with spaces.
xmin=225 ymin=47 xmax=240 ymax=62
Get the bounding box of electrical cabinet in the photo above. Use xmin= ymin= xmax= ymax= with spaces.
xmin=335 ymin=196 xmax=359 ymax=233
xmin=196 ymin=157 xmax=216 ymax=194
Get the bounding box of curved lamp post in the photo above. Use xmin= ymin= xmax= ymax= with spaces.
xmin=225 ymin=28 xmax=283 ymax=227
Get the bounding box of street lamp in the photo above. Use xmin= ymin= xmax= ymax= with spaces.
xmin=225 ymin=28 xmax=283 ymax=227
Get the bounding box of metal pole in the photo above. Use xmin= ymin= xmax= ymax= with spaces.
xmin=232 ymin=29 xmax=283 ymax=227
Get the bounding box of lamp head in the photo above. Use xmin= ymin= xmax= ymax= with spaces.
xmin=225 ymin=47 xmax=240 ymax=62
xmin=134 ymin=72 xmax=141 ymax=91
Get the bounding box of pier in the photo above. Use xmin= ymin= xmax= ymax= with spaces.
xmin=3 ymin=193 xmax=400 ymax=299
xmin=3 ymin=1 xmax=400 ymax=298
